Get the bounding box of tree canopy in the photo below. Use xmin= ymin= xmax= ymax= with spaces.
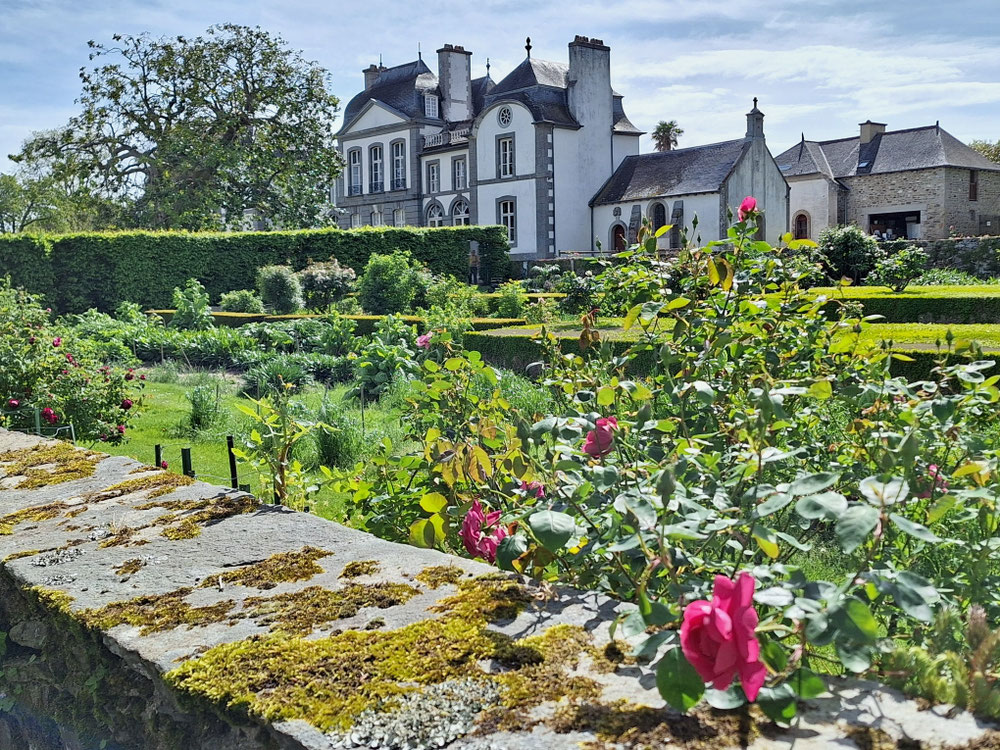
xmin=652 ymin=120 xmax=684 ymax=152
xmin=970 ymin=139 xmax=1000 ymax=165
xmin=11 ymin=24 xmax=343 ymax=231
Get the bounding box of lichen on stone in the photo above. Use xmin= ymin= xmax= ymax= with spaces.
xmin=199 ymin=546 xmax=332 ymax=590
xmin=0 ymin=501 xmax=70 ymax=535
xmin=340 ymin=559 xmax=379 ymax=578
xmin=415 ymin=564 xmax=464 ymax=589
xmin=0 ymin=442 xmax=101 ymax=489
xmin=80 ymin=588 xmax=235 ymax=635
xmin=431 ymin=573 xmax=532 ymax=622
xmin=241 ymin=582 xmax=420 ymax=635
xmin=114 ymin=558 xmax=145 ymax=577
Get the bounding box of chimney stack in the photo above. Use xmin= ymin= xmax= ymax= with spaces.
xmin=859 ymin=120 xmax=887 ymax=145
xmin=363 ymin=64 xmax=384 ymax=91
xmin=437 ymin=44 xmax=473 ymax=122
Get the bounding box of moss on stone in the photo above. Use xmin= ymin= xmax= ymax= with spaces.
xmin=63 ymin=506 xmax=88 ymax=519
xmin=340 ymin=559 xmax=379 ymax=579
xmin=242 ymin=582 xmax=420 ymax=635
xmin=200 ymin=546 xmax=332 ymax=591
xmin=0 ymin=442 xmax=101 ymax=489
xmin=431 ymin=574 xmax=532 ymax=622
xmin=162 ymin=518 xmax=201 ymax=540
xmin=97 ymin=472 xmax=195 ymax=501
xmin=98 ymin=525 xmax=136 ymax=548
xmin=27 ymin=586 xmax=75 ymax=616
xmin=3 ymin=548 xmax=42 ymax=562
xmin=415 ymin=564 xmax=464 ymax=589
xmin=0 ymin=501 xmax=69 ymax=535
xmin=114 ymin=558 xmax=145 ymax=577
xmin=80 ymin=588 xmax=235 ymax=635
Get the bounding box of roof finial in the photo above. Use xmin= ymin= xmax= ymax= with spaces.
xmin=486 ymin=57 xmax=491 ymax=77
xmin=753 ymin=96 xmax=758 ymax=109
xmin=525 ymin=37 xmax=532 ymax=58
xmin=418 ymin=42 xmax=422 ymax=61
xmin=379 ymin=53 xmax=382 ymax=67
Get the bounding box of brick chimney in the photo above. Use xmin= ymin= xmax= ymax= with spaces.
xmin=437 ymin=44 xmax=473 ymax=122
xmin=860 ymin=120 xmax=887 ymax=145
xmin=363 ymin=64 xmax=383 ymax=91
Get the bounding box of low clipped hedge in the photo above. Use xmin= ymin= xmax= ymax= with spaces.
xmin=811 ymin=286 xmax=1000 ymax=324
xmin=147 ymin=310 xmax=526 ymax=335
xmin=2 ymin=225 xmax=510 ymax=314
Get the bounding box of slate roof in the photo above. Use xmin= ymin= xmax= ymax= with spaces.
xmin=471 ymin=75 xmax=495 ymax=113
xmin=591 ymin=138 xmax=749 ymax=205
xmin=491 ymin=58 xmax=569 ymax=93
xmin=339 ymin=60 xmax=439 ymax=133
xmin=612 ymin=95 xmax=643 ymax=135
xmin=774 ymin=125 xmax=1000 ymax=179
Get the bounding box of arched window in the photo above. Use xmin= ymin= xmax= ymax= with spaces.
xmin=651 ymin=202 xmax=667 ymax=231
xmin=427 ymin=204 xmax=444 ymax=227
xmin=371 ymin=208 xmax=383 ymax=227
xmin=612 ymin=224 xmax=627 ymax=252
xmin=794 ymin=213 xmax=809 ymax=240
xmin=452 ymin=200 xmax=470 ymax=226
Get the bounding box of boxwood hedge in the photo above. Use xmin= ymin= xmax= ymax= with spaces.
xmin=0 ymin=225 xmax=509 ymax=313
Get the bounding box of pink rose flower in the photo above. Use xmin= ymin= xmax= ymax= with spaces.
xmin=459 ymin=499 xmax=508 ymax=564
xmin=139 ymin=374 xmax=146 ymax=381
xmin=737 ymin=196 xmax=757 ymax=222
xmin=917 ymin=464 xmax=949 ymax=499
xmin=520 ymin=480 xmax=545 ymax=499
xmin=52 ymin=337 xmax=62 ymax=347
xmin=121 ymin=399 xmax=133 ymax=411
xmin=583 ymin=416 xmax=618 ymax=457
xmin=41 ymin=407 xmax=58 ymax=425
xmin=681 ymin=572 xmax=767 ymax=701
xmin=6 ymin=399 xmax=19 ymax=409
xmin=116 ymin=425 xmax=126 ymax=435
xmin=416 ymin=332 xmax=432 ymax=350
xmin=160 ymin=460 xmax=169 ymax=470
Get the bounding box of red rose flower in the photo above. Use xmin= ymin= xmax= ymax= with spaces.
xmin=583 ymin=416 xmax=618 ymax=457
xmin=6 ymin=399 xmax=19 ymax=409
xmin=459 ymin=499 xmax=508 ymax=564
xmin=116 ymin=425 xmax=126 ymax=435
xmin=737 ymin=196 xmax=757 ymax=222
xmin=160 ymin=460 xmax=169 ymax=470
xmin=41 ymin=407 xmax=58 ymax=425
xmin=680 ymin=572 xmax=766 ymax=701
xmin=121 ymin=399 xmax=133 ymax=410
xmin=51 ymin=337 xmax=62 ymax=347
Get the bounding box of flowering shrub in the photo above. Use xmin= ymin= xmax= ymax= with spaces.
xmin=869 ymin=245 xmax=929 ymax=292
xmin=0 ymin=280 xmax=142 ymax=442
xmin=338 ymin=204 xmax=1000 ymax=721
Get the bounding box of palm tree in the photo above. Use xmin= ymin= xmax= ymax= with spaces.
xmin=652 ymin=120 xmax=684 ymax=152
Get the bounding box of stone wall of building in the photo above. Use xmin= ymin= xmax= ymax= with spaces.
xmin=942 ymin=166 xmax=1000 ymax=237
xmin=841 ymin=168 xmax=946 ymax=239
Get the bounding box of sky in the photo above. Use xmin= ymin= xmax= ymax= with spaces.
xmin=2 ymin=0 xmax=999 ymax=172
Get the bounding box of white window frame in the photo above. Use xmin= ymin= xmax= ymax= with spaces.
xmin=499 ymin=199 xmax=516 ymax=246
xmin=371 ymin=207 xmax=383 ymax=226
xmin=498 ymin=137 xmax=514 ymax=179
xmin=424 ymin=94 xmax=439 ymax=118
xmin=452 ymin=199 xmax=470 ymax=226
xmin=427 ymin=204 xmax=444 ymax=227
xmin=393 ymin=208 xmax=406 ymax=227
xmin=350 ymin=213 xmax=361 ymax=229
xmin=392 ymin=141 xmax=406 ymax=189
xmin=349 ymin=149 xmax=362 ymax=193
xmin=369 ymin=144 xmax=384 ymax=192
xmin=453 ymin=157 xmax=467 ymax=190
xmin=427 ymin=162 xmax=440 ymax=193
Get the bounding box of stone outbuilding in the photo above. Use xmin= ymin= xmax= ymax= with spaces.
xmin=590 ymin=100 xmax=790 ymax=250
xmin=774 ymin=121 xmax=1000 ymax=241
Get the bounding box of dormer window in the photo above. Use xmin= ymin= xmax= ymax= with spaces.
xmin=424 ymin=94 xmax=439 ymax=118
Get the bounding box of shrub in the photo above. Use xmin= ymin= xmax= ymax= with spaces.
xmin=915 ymin=268 xmax=995 ymax=286
xmin=257 ymin=265 xmax=303 ymax=314
xmin=357 ymin=251 xmax=425 ymax=315
xmin=242 ymin=356 xmax=312 ymax=398
xmin=170 ymin=279 xmax=214 ymax=330
xmin=314 ymin=398 xmax=366 ymax=469
xmin=424 ymin=275 xmax=488 ymax=316
xmin=351 ymin=315 xmax=420 ymax=401
xmin=318 ymin=314 xmax=359 ymax=357
xmin=818 ymin=224 xmax=881 ymax=282
xmin=493 ymin=280 xmax=528 ymax=319
xmin=219 ymin=289 xmax=265 ymax=313
xmin=868 ymin=245 xmax=929 ymax=292
xmin=297 ymin=259 xmax=356 ymax=311
xmin=186 ymin=383 xmax=222 ymax=433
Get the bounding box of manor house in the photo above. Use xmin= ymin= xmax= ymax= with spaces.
xmin=334 ymin=36 xmax=789 ymax=259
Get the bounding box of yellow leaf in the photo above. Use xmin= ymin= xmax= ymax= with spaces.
xmin=654 ymin=223 xmax=673 ymax=238
xmin=708 ymin=258 xmax=721 ymax=286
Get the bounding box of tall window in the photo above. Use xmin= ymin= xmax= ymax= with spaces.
xmin=424 ymin=94 xmax=439 ymax=118
xmin=393 ymin=208 xmax=406 ymax=227
xmin=499 ymin=199 xmax=516 ymax=245
xmin=612 ymin=225 xmax=626 ymax=252
xmin=348 ymin=150 xmax=361 ymax=195
xmin=453 ymin=158 xmax=467 ymax=190
xmin=794 ymin=213 xmax=809 ymax=239
xmin=392 ymin=142 xmax=406 ymax=190
xmin=651 ymin=203 xmax=667 ymax=230
xmin=427 ymin=204 xmax=444 ymax=227
xmin=427 ymin=163 xmax=440 ymax=193
xmin=970 ymin=170 xmax=979 ymax=201
xmin=452 ymin=200 xmax=470 ymax=226
xmin=498 ymin=137 xmax=514 ymax=178
xmin=369 ymin=145 xmax=383 ymax=192
xmin=350 ymin=213 xmax=361 ymax=229
xmin=371 ymin=207 xmax=383 ymax=226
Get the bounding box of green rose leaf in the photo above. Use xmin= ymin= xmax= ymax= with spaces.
xmin=789 ymin=667 xmax=826 ymax=698
xmin=496 ymin=533 xmax=529 ymax=572
xmin=527 ymin=510 xmax=575 ymax=551
xmin=859 ymin=476 xmax=909 ymax=506
xmin=889 ymin=513 xmax=943 ymax=543
xmin=836 ymin=504 xmax=880 ymax=553
xmin=705 ymin=684 xmax=747 ymax=710
xmin=757 ymin=683 xmax=797 ymax=724
xmin=656 ymin=648 xmax=705 ymax=712
xmin=795 ymin=491 xmax=848 ymax=520
xmin=788 ymin=471 xmax=840 ymax=497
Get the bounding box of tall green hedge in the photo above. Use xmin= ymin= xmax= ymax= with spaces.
xmin=0 ymin=225 xmax=509 ymax=313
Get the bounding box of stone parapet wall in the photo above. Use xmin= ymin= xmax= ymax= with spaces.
xmin=914 ymin=235 xmax=1000 ymax=277
xmin=0 ymin=429 xmax=997 ymax=749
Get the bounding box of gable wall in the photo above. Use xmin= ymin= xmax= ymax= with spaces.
xmin=723 ymin=139 xmax=789 ymax=245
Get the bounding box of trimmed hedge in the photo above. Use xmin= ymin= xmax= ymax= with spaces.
xmin=2 ymin=225 xmax=509 ymax=313
xmin=147 ymin=310 xmax=526 ymax=335
xmin=810 ymin=286 xmax=1000 ymax=324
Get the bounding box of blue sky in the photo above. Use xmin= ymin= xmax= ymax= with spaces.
xmin=2 ymin=0 xmax=999 ymax=171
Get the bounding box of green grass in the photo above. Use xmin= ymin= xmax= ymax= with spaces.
xmin=809 ymin=285 xmax=1000 ymax=299
xmin=861 ymin=323 xmax=1000 ymax=351
xmin=96 ymin=370 xmax=407 ymax=521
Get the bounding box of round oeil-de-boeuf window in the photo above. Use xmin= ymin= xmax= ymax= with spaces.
xmin=498 ymin=106 xmax=513 ymax=128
